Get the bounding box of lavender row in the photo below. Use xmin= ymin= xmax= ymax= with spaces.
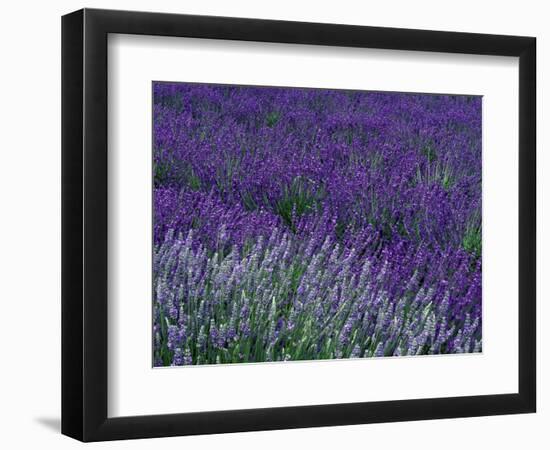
xmin=153 ymin=84 xmax=481 ymax=255
xmin=154 ymin=229 xmax=481 ymax=365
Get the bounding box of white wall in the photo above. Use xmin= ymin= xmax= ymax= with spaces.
xmin=0 ymin=1 xmax=546 ymax=448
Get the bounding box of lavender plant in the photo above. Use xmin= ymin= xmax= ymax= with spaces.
xmin=153 ymin=83 xmax=482 ymax=366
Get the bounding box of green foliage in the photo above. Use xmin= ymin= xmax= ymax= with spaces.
xmin=215 ymin=156 xmax=241 ymax=197
xmin=415 ymin=161 xmax=454 ymax=191
xmin=240 ymin=190 xmax=259 ymax=212
xmin=275 ymin=177 xmax=322 ymax=230
xmin=421 ymin=143 xmax=437 ymax=163
xmin=344 ymin=128 xmax=354 ymax=145
xmin=154 ymin=160 xmax=171 ymax=186
xmin=370 ymin=152 xmax=384 ymax=170
xmin=186 ymin=169 xmax=202 ymax=191
xmin=335 ymin=220 xmax=348 ymax=240
xmin=266 ymin=111 xmax=280 ymax=127
xmin=463 ymin=224 xmax=482 ymax=259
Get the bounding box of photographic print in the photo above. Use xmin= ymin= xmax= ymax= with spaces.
xmin=152 ymin=82 xmax=482 ymax=367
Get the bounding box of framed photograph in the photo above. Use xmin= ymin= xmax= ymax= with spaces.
xmin=61 ymin=8 xmax=536 ymax=442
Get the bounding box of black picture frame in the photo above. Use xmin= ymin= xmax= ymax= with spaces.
xmin=62 ymin=8 xmax=536 ymax=442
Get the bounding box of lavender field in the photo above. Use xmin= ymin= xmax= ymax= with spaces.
xmin=153 ymin=82 xmax=482 ymax=367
